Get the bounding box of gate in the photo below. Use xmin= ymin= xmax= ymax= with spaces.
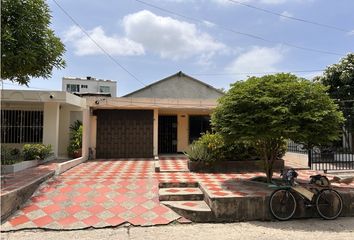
xmin=287 ymin=140 xmax=354 ymax=171
xmin=309 ymin=147 xmax=354 ymax=171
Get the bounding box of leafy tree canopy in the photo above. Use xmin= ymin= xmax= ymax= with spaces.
xmin=315 ymin=53 xmax=354 ymax=102
xmin=212 ymin=73 xmax=344 ymax=181
xmin=1 ymin=0 xmax=65 ymax=85
xmin=315 ymin=53 xmax=354 ymax=136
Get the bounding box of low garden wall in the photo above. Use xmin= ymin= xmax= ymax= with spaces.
xmin=188 ymin=159 xmax=284 ymax=173
xmin=1 ymin=156 xmax=55 ymax=174
xmin=199 ymin=183 xmax=354 ymax=222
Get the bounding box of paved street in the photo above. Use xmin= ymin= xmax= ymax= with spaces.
xmin=2 ymin=217 xmax=354 ymax=240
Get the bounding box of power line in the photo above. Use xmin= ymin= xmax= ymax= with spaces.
xmin=227 ymin=0 xmax=349 ymax=33
xmin=190 ymin=69 xmax=324 ymax=76
xmin=52 ymin=0 xmax=146 ymax=87
xmin=135 ymin=0 xmax=345 ymax=56
xmin=2 ymin=82 xmax=56 ymax=91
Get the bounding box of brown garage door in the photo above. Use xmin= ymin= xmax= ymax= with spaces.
xmin=95 ymin=110 xmax=153 ymax=158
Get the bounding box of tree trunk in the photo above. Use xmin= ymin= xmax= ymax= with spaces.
xmin=264 ymin=159 xmax=274 ymax=183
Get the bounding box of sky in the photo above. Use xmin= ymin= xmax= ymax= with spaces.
xmin=3 ymin=0 xmax=354 ymax=96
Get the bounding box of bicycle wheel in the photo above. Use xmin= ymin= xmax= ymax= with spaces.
xmin=316 ymin=189 xmax=343 ymax=220
xmin=269 ymin=189 xmax=297 ymax=221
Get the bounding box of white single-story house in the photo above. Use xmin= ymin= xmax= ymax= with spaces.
xmin=1 ymin=72 xmax=224 ymax=159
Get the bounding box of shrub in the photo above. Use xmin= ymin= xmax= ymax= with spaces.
xmin=184 ymin=142 xmax=213 ymax=163
xmin=1 ymin=146 xmax=23 ymax=165
xmin=194 ymin=132 xmax=260 ymax=162
xmin=185 ymin=132 xmax=287 ymax=163
xmin=195 ymin=132 xmax=225 ymax=161
xmin=67 ymin=120 xmax=83 ymax=157
xmin=23 ymin=144 xmax=53 ymax=160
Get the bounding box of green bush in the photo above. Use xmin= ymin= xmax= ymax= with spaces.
xmin=185 ymin=132 xmax=287 ymax=163
xmin=67 ymin=120 xmax=83 ymax=157
xmin=193 ymin=132 xmax=226 ymax=162
xmin=1 ymin=146 xmax=23 ymax=165
xmin=184 ymin=142 xmax=213 ymax=163
xmin=195 ymin=132 xmax=260 ymax=161
xmin=23 ymin=144 xmax=53 ymax=160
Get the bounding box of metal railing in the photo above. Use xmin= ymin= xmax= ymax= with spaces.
xmin=310 ymin=147 xmax=354 ymax=171
xmin=287 ymin=140 xmax=308 ymax=154
xmin=1 ymin=110 xmax=43 ymax=143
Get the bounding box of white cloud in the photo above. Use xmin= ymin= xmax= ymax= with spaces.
xmin=122 ymin=10 xmax=225 ymax=60
xmin=225 ymin=46 xmax=285 ymax=79
xmin=348 ymin=30 xmax=354 ymax=35
xmin=279 ymin=11 xmax=293 ymax=21
xmin=63 ymin=26 xmax=145 ymax=56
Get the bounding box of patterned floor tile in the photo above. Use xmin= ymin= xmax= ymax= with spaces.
xmin=1 ymin=159 xmax=180 ymax=230
xmin=2 ymin=157 xmax=353 ymax=231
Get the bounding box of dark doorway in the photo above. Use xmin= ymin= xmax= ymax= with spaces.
xmin=95 ymin=109 xmax=153 ymax=158
xmin=189 ymin=115 xmax=211 ymax=143
xmin=158 ymin=115 xmax=177 ymax=154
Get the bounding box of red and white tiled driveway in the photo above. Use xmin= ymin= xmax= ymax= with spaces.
xmin=3 ymin=157 xmax=353 ymax=230
xmin=2 ymin=159 xmax=181 ymax=230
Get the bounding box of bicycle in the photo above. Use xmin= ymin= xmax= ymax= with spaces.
xmin=269 ymin=169 xmax=343 ymax=221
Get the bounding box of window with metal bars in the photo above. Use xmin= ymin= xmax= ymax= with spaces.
xmin=1 ymin=110 xmax=43 ymax=143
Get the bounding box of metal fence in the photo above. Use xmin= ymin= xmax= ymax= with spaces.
xmin=287 ymin=140 xmax=308 ymax=154
xmin=310 ymin=148 xmax=354 ymax=171
xmin=287 ymin=140 xmax=354 ymax=171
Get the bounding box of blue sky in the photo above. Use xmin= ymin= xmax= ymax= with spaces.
xmin=3 ymin=0 xmax=354 ymax=96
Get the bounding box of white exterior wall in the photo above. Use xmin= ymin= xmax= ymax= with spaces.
xmin=43 ymin=102 xmax=60 ymax=157
xmin=62 ymin=78 xmax=117 ymax=97
xmin=58 ymin=106 xmax=83 ymax=158
xmin=1 ymin=90 xmax=86 ymax=159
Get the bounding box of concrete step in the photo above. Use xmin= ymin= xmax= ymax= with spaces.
xmin=159 ymin=187 xmax=204 ymax=201
xmin=161 ymin=200 xmax=215 ymax=222
xmin=159 ymin=182 xmax=199 ymax=188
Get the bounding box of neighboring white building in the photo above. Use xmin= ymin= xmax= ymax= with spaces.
xmin=62 ymin=76 xmax=117 ymax=97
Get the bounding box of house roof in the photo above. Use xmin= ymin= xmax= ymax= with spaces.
xmin=123 ymin=71 xmax=224 ymax=97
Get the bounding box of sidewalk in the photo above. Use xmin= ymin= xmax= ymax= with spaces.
xmin=1 ymin=159 xmax=78 ymax=221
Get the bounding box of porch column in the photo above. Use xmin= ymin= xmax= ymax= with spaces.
xmin=43 ymin=102 xmax=60 ymax=157
xmin=153 ymin=108 xmax=159 ymax=156
xmin=89 ymin=115 xmax=97 ymax=159
xmin=82 ymin=108 xmax=91 ymax=159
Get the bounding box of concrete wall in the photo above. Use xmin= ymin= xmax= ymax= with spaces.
xmin=89 ymin=115 xmax=97 ymax=158
xmin=125 ymin=75 xmax=223 ymax=99
xmin=58 ymin=106 xmax=83 ymax=158
xmin=43 ymin=102 xmax=60 ymax=157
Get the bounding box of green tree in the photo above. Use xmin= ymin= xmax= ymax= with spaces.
xmin=212 ymin=73 xmax=344 ymax=182
xmin=315 ymin=53 xmax=354 ymax=149
xmin=1 ymin=0 xmax=65 ymax=85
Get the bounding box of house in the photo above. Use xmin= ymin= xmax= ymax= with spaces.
xmin=1 ymin=90 xmax=87 ymax=159
xmin=89 ymin=71 xmax=224 ymax=158
xmin=62 ymin=76 xmax=117 ymax=97
xmin=1 ymin=72 xmax=223 ymax=160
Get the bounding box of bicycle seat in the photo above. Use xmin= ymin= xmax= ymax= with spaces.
xmin=309 ymin=174 xmax=330 ymax=186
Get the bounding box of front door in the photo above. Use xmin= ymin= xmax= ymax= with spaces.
xmin=158 ymin=115 xmax=177 ymax=154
